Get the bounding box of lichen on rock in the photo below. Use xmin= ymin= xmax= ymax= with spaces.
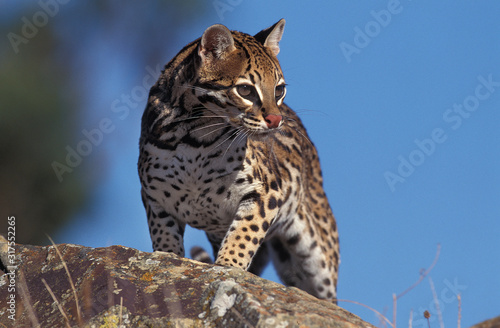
xmin=0 ymin=239 xmax=374 ymax=327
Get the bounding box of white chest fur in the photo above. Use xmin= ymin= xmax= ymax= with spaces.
xmin=143 ymin=141 xmax=257 ymax=236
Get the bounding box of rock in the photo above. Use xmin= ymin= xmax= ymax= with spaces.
xmin=0 ymin=239 xmax=375 ymax=327
xmin=470 ymin=316 xmax=500 ymax=328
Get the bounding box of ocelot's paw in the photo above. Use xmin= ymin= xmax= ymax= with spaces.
xmin=190 ymin=246 xmax=213 ymax=264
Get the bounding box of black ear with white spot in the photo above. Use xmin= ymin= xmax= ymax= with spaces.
xmin=199 ymin=24 xmax=236 ymax=62
xmin=254 ymin=18 xmax=285 ymax=56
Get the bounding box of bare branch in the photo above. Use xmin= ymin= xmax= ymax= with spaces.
xmin=46 ymin=235 xmax=82 ymax=325
xmin=397 ymin=244 xmax=441 ymax=300
xmin=41 ymin=278 xmax=71 ymax=328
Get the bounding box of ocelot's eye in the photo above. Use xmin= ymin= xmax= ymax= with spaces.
xmin=236 ymin=84 xmax=255 ymax=98
xmin=275 ymin=85 xmax=286 ymax=99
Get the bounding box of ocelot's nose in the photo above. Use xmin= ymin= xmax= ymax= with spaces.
xmin=264 ymin=114 xmax=282 ymax=129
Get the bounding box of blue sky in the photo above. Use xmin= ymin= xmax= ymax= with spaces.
xmin=10 ymin=1 xmax=497 ymax=326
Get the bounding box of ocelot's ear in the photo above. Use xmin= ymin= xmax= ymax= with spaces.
xmin=254 ymin=18 xmax=285 ymax=56
xmin=198 ymin=24 xmax=236 ymax=62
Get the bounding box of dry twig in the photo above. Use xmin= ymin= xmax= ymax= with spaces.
xmin=428 ymin=276 xmax=444 ymax=328
xmin=337 ymin=299 xmax=394 ymax=328
xmin=41 ymin=278 xmax=71 ymax=328
xmin=397 ymin=244 xmax=441 ymax=300
xmin=457 ymin=294 xmax=462 ymax=328
xmin=46 ymin=235 xmax=82 ymax=325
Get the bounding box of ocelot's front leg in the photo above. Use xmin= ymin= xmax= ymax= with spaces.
xmin=141 ymin=189 xmax=186 ymax=256
xmin=215 ymin=192 xmax=279 ymax=270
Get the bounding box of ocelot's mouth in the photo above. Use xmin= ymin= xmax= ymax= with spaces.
xmin=236 ymin=113 xmax=283 ymax=133
xmin=242 ymin=123 xmax=282 ymax=134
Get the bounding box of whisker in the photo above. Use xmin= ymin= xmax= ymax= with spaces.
xmin=278 ymin=117 xmax=315 ymax=148
xmin=295 ymin=128 xmax=314 ymax=148
xmin=282 ymin=116 xmax=298 ymax=124
xmin=192 ymin=106 xmax=234 ymax=118
xmin=234 ymin=130 xmax=252 ymax=156
xmin=223 ymin=128 xmax=246 ymax=158
xmin=294 ymin=108 xmax=333 ymax=119
xmin=236 ymin=129 xmax=251 ymax=148
xmin=199 ymin=125 xmax=233 ymax=139
xmin=197 ymin=116 xmax=229 ymax=119
xmin=168 ymin=116 xmax=200 ymax=124
xmin=212 ymin=128 xmax=240 ymax=151
xmin=169 ymin=113 xmax=228 ymax=125
xmin=192 ymin=122 xmax=228 ymax=134
xmin=179 ymin=85 xmax=209 ymax=94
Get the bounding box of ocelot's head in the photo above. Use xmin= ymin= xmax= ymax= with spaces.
xmin=192 ymin=19 xmax=287 ymax=133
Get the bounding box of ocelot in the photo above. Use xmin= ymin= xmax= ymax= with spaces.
xmin=138 ymin=19 xmax=339 ymax=300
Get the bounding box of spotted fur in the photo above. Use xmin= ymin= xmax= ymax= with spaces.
xmin=138 ymin=19 xmax=339 ymax=300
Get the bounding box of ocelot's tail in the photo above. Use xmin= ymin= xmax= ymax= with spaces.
xmin=190 ymin=246 xmax=213 ymax=264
